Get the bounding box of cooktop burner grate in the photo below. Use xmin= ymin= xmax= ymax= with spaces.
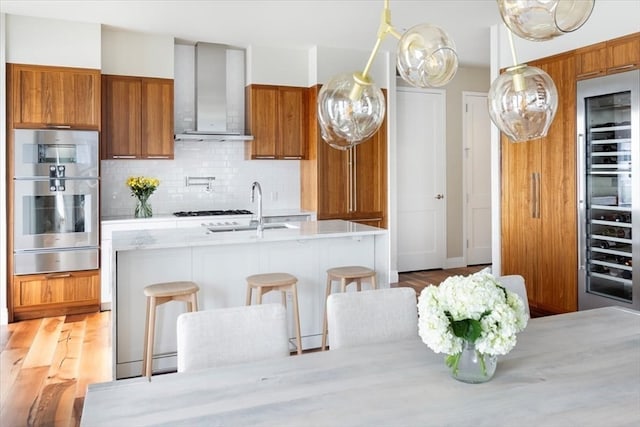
xmin=173 ymin=209 xmax=253 ymax=217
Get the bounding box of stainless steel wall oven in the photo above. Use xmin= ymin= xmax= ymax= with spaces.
xmin=13 ymin=129 xmax=99 ymax=274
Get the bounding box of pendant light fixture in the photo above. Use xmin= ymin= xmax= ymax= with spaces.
xmin=318 ymin=0 xmax=458 ymax=150
xmin=497 ymin=0 xmax=595 ymax=41
xmin=488 ymin=28 xmax=558 ymax=142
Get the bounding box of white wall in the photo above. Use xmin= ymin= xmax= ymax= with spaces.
xmin=247 ymin=45 xmax=309 ymax=86
xmin=102 ymin=27 xmax=174 ymax=78
xmin=5 ymin=14 xmax=100 ymax=67
xmin=1 ymin=13 xmax=7 ymax=325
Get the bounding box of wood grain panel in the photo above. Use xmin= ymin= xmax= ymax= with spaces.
xmin=278 ymin=86 xmax=307 ymax=158
xmin=141 ymin=77 xmax=174 ymax=159
xmin=102 ymin=75 xmax=141 ymax=158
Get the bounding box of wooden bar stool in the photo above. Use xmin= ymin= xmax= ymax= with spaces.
xmin=246 ymin=273 xmax=302 ymax=355
xmin=322 ymin=266 xmax=377 ymax=350
xmin=142 ymin=281 xmax=199 ymax=377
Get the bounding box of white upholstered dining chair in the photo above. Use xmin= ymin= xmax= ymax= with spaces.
xmin=176 ymin=303 xmax=290 ymax=372
xmin=498 ymin=275 xmax=530 ymax=316
xmin=326 ymin=287 xmax=418 ymax=350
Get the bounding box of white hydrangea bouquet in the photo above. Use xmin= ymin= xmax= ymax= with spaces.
xmin=417 ymin=269 xmax=528 ymax=379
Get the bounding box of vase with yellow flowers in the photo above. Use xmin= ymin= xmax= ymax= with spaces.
xmin=126 ymin=176 xmax=159 ymax=218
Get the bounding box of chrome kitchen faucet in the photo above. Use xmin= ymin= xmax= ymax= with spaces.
xmin=250 ymin=181 xmax=263 ymax=236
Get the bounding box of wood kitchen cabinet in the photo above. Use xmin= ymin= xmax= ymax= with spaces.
xmin=575 ymin=32 xmax=639 ymax=80
xmin=246 ymin=84 xmax=307 ymax=159
xmin=12 ymin=269 xmax=100 ymax=321
xmin=301 ymin=86 xmax=387 ymax=228
xmin=501 ymin=52 xmax=577 ymax=315
xmin=102 ymin=74 xmax=174 ymax=159
xmin=8 ymin=63 xmax=100 ymax=129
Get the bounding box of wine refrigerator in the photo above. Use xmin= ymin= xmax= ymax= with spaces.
xmin=577 ymin=69 xmax=639 ymax=311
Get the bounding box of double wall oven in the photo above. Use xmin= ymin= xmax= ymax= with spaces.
xmin=13 ymin=129 xmax=99 ymax=275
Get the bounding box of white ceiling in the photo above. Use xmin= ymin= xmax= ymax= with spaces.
xmin=0 ymin=0 xmax=505 ymax=67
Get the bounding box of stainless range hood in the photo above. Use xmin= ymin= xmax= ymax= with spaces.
xmin=174 ymin=42 xmax=253 ymax=141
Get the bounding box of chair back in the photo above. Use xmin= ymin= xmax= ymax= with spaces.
xmin=498 ymin=275 xmax=530 ymax=316
xmin=327 ymin=287 xmax=418 ymax=350
xmin=177 ymin=303 xmax=289 ymax=372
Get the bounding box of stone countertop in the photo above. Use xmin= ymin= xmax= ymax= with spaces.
xmin=101 ymin=209 xmax=316 ymax=224
xmin=111 ymin=219 xmax=386 ymax=251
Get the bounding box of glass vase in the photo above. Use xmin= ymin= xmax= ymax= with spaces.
xmin=447 ymin=340 xmax=497 ymax=384
xmin=134 ymin=196 xmax=153 ymax=218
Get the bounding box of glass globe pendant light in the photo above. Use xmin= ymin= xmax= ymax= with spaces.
xmin=497 ymin=0 xmax=595 ymax=41
xmin=487 ymin=26 xmax=558 ymax=142
xmin=488 ymin=64 xmax=558 ymax=142
xmin=318 ymin=0 xmax=459 ymax=149
xmin=317 ymin=72 xmax=386 ymax=150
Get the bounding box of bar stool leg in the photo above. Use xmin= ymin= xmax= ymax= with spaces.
xmin=290 ymin=284 xmax=302 ymax=355
xmin=321 ymin=276 xmax=333 ymax=350
xmin=371 ymin=274 xmax=377 ymax=290
xmin=246 ymin=285 xmax=252 ymax=305
xmin=144 ymin=296 xmax=157 ymax=377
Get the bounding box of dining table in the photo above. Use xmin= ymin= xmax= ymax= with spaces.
xmin=81 ymin=306 xmax=640 ymax=426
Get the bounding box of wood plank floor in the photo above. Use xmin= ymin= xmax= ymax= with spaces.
xmin=0 ymin=265 xmax=489 ymax=427
xmin=0 ymin=311 xmax=111 ymax=427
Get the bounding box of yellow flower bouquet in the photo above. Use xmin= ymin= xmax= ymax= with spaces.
xmin=126 ymin=176 xmax=160 ymax=218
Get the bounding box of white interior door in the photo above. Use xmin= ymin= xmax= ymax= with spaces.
xmin=397 ymin=87 xmax=446 ymax=272
xmin=463 ymin=92 xmax=492 ymax=265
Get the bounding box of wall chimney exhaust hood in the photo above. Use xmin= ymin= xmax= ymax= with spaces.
xmin=174 ymin=42 xmax=253 ymax=142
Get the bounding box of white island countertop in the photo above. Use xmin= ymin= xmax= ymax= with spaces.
xmin=112 ymin=219 xmax=386 ymax=251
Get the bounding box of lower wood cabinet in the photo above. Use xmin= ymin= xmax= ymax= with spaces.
xmin=12 ymin=269 xmax=100 ymax=321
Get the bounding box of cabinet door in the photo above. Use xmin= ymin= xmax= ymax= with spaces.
xmin=12 ymin=270 xmax=100 ymax=320
xmin=317 ymin=133 xmax=350 ymax=219
xmin=575 ymin=42 xmax=606 ymax=80
xmin=102 ymin=75 xmax=141 ymax=159
xmin=501 ymin=134 xmax=542 ymax=307
xmin=607 ymin=33 xmax=640 ymax=74
xmin=249 ymin=85 xmax=279 ymax=159
xmin=10 ymin=64 xmax=100 ymax=129
xmin=536 ymin=54 xmax=578 ymax=313
xmin=142 ymin=78 xmax=174 ymax=159
xmin=278 ymin=86 xmax=307 ymax=159
xmin=353 ymin=115 xmax=387 ymax=227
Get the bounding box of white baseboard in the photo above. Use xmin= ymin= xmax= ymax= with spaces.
xmin=445 ymin=257 xmax=466 ymax=269
xmin=389 ymin=270 xmax=399 ymax=284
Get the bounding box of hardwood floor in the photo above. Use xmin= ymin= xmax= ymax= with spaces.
xmin=0 ymin=311 xmax=111 ymax=427
xmin=0 ymin=264 xmax=490 ymax=427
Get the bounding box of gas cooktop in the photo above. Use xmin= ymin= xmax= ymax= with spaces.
xmin=173 ymin=209 xmax=253 ymax=217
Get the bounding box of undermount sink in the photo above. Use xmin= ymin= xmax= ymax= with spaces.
xmin=206 ymin=222 xmax=298 ymax=233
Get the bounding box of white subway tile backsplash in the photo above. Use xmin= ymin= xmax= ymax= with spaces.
xmin=100 ymin=141 xmax=300 ymax=218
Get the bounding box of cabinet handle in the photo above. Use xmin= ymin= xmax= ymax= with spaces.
xmin=44 ymin=273 xmax=72 ymax=279
xmin=45 ymin=124 xmax=72 ymax=129
xmin=576 ymin=70 xmax=603 ymax=78
xmin=530 ymin=173 xmax=541 ymax=218
xmin=607 ymin=64 xmax=636 ymax=73
xmin=352 ymin=149 xmax=358 ymax=212
xmin=146 ymin=156 xmax=171 ymax=159
xmin=253 ymin=155 xmax=276 ymax=159
xmin=282 ymin=156 xmax=303 ymax=160
xmin=112 ymin=155 xmax=137 ymax=159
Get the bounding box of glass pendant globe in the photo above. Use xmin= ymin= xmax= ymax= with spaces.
xmin=317 ymin=72 xmax=386 ymax=150
xmin=487 ymin=64 xmax=558 ymax=142
xmin=396 ymin=23 xmax=459 ymax=88
xmin=497 ymin=0 xmax=595 ymax=41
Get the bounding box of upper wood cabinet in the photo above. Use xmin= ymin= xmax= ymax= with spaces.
xmin=246 ymin=84 xmax=307 ymax=160
xmin=8 ymin=63 xmax=100 ymax=129
xmin=575 ymin=32 xmax=639 ymax=80
xmin=102 ymin=74 xmax=174 ymax=160
xmin=301 ymin=86 xmax=387 ymax=228
xmin=501 ymin=52 xmax=577 ymax=315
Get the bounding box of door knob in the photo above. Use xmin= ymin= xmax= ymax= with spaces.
xmin=435 ymin=194 xmax=444 ymax=199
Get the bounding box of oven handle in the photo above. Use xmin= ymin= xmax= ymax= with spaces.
xmin=44 ymin=273 xmax=72 ymax=279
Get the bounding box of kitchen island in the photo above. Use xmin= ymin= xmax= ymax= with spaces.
xmin=111 ymin=220 xmax=388 ymax=379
